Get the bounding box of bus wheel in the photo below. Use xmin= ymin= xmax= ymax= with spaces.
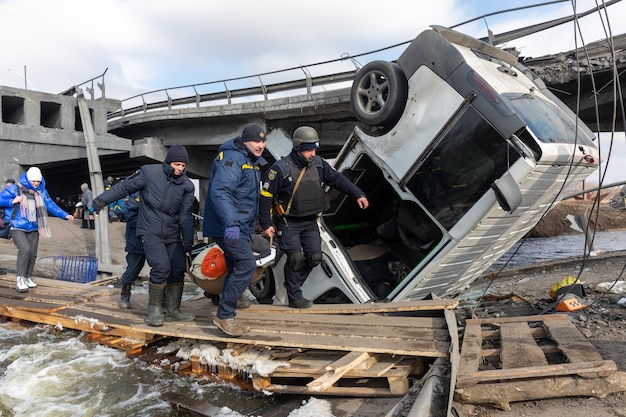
xmin=350 ymin=60 xmax=408 ymax=128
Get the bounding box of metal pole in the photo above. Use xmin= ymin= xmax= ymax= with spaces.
xmin=76 ymin=87 xmax=111 ymax=265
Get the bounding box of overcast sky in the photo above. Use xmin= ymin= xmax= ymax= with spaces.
xmin=1 ymin=0 xmax=625 ymax=185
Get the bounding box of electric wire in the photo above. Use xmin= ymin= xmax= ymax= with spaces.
xmin=472 ymin=0 xmax=626 ymax=316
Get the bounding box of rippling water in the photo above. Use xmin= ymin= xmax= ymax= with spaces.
xmin=493 ymin=230 xmax=626 ymax=267
xmin=0 ymin=324 xmax=288 ymax=417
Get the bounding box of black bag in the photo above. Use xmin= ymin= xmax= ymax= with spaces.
xmin=0 ymin=218 xmax=10 ymax=239
xmin=1 ymin=188 xmax=20 ymax=239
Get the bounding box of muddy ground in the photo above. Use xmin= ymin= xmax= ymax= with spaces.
xmin=530 ymin=199 xmax=626 ymax=237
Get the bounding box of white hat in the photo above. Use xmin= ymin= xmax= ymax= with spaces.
xmin=26 ymin=167 xmax=42 ymax=182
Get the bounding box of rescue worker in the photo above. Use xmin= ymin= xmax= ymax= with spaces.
xmin=203 ymin=123 xmax=267 ymax=337
xmin=118 ymin=191 xmax=146 ymax=309
xmin=90 ymin=144 xmax=195 ymax=326
xmin=259 ymin=126 xmax=369 ymax=308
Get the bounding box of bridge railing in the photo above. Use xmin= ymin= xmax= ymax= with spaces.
xmin=106 ymin=68 xmax=358 ymax=121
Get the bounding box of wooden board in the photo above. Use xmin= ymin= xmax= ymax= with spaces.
xmin=0 ymin=276 xmax=453 ymax=357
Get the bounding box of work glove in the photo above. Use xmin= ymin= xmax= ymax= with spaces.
xmin=224 ymin=226 xmax=240 ymax=243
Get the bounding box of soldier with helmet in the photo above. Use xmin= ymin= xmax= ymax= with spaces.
xmin=259 ymin=126 xmax=369 ymax=308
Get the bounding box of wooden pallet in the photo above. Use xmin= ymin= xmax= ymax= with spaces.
xmin=454 ymin=314 xmax=626 ymax=409
xmin=178 ymin=345 xmax=424 ymax=397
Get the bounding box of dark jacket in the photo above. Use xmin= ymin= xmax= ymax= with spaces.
xmin=259 ymin=149 xmax=365 ymax=230
xmin=203 ymin=137 xmax=266 ymax=239
xmin=0 ymin=172 xmax=69 ymax=232
xmin=92 ymin=163 xmax=195 ymax=251
xmin=124 ymin=192 xmax=143 ymax=254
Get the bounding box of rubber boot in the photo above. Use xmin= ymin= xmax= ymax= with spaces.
xmin=119 ymin=283 xmax=132 ymax=309
xmin=165 ymin=283 xmax=195 ymax=322
xmin=147 ymin=283 xmax=166 ymax=326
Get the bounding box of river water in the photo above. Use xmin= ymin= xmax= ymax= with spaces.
xmin=492 ymin=229 xmax=626 ymax=267
xmin=0 ymin=324 xmax=273 ymax=417
xmin=2 ymin=230 xmax=626 ymax=417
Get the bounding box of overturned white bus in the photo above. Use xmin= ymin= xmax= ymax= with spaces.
xmin=248 ymin=25 xmax=600 ymax=305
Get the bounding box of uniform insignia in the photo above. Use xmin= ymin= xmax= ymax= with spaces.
xmin=268 ymin=169 xmax=277 ymax=181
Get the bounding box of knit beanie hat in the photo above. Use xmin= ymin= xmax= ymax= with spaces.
xmin=241 ymin=123 xmax=267 ymax=142
xmin=165 ymin=144 xmax=189 ymax=163
xmin=26 ymin=167 xmax=42 ymax=182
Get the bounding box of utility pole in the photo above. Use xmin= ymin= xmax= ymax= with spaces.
xmin=76 ymin=87 xmax=111 ymax=265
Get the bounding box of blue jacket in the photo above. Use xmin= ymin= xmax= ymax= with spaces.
xmin=92 ymin=163 xmax=195 ymax=252
xmin=124 ymin=192 xmax=143 ymax=254
xmin=203 ymin=138 xmax=266 ymax=239
xmin=0 ymin=172 xmax=69 ymax=232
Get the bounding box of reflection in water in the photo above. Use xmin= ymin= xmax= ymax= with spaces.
xmin=494 ymin=230 xmax=626 ymax=267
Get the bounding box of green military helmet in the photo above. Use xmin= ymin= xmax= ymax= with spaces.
xmin=292 ymin=126 xmax=320 ymax=151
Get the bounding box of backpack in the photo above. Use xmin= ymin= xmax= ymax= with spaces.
xmin=0 ymin=187 xmax=20 ymax=239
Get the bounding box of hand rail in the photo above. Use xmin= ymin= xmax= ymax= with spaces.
xmin=107 ymin=69 xmax=358 ymax=121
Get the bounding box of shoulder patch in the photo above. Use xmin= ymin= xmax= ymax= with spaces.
xmin=268 ymin=169 xmax=277 ymax=181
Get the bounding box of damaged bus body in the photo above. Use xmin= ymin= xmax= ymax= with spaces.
xmin=251 ymin=26 xmax=600 ymax=305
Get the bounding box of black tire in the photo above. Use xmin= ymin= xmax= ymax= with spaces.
xmin=350 ymin=60 xmax=408 ymax=128
xmin=249 ymin=267 xmax=275 ymax=303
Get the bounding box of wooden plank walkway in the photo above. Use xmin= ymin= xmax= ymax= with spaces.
xmin=454 ymin=314 xmax=626 ymax=409
xmin=0 ymin=275 xmax=457 ymax=397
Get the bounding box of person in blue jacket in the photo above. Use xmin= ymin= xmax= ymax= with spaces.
xmin=203 ymin=123 xmax=267 ymax=337
xmin=0 ymin=167 xmax=74 ymax=293
xmin=118 ymin=191 xmax=145 ymax=309
xmin=90 ymin=145 xmax=195 ymax=327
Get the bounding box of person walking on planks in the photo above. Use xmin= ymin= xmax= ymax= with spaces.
xmin=90 ymin=145 xmax=196 ymax=327
xmin=0 ymin=167 xmax=74 ymax=292
xmin=259 ymin=126 xmax=369 ymax=308
xmin=117 ymin=191 xmax=146 ymax=309
xmin=203 ymin=123 xmax=267 ymax=337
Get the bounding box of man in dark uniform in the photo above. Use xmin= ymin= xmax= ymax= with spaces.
xmin=203 ymin=123 xmax=268 ymax=337
xmin=91 ymin=144 xmax=195 ymax=327
xmin=117 ymin=191 xmax=146 ymax=309
xmin=259 ymin=126 xmax=369 ymax=308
